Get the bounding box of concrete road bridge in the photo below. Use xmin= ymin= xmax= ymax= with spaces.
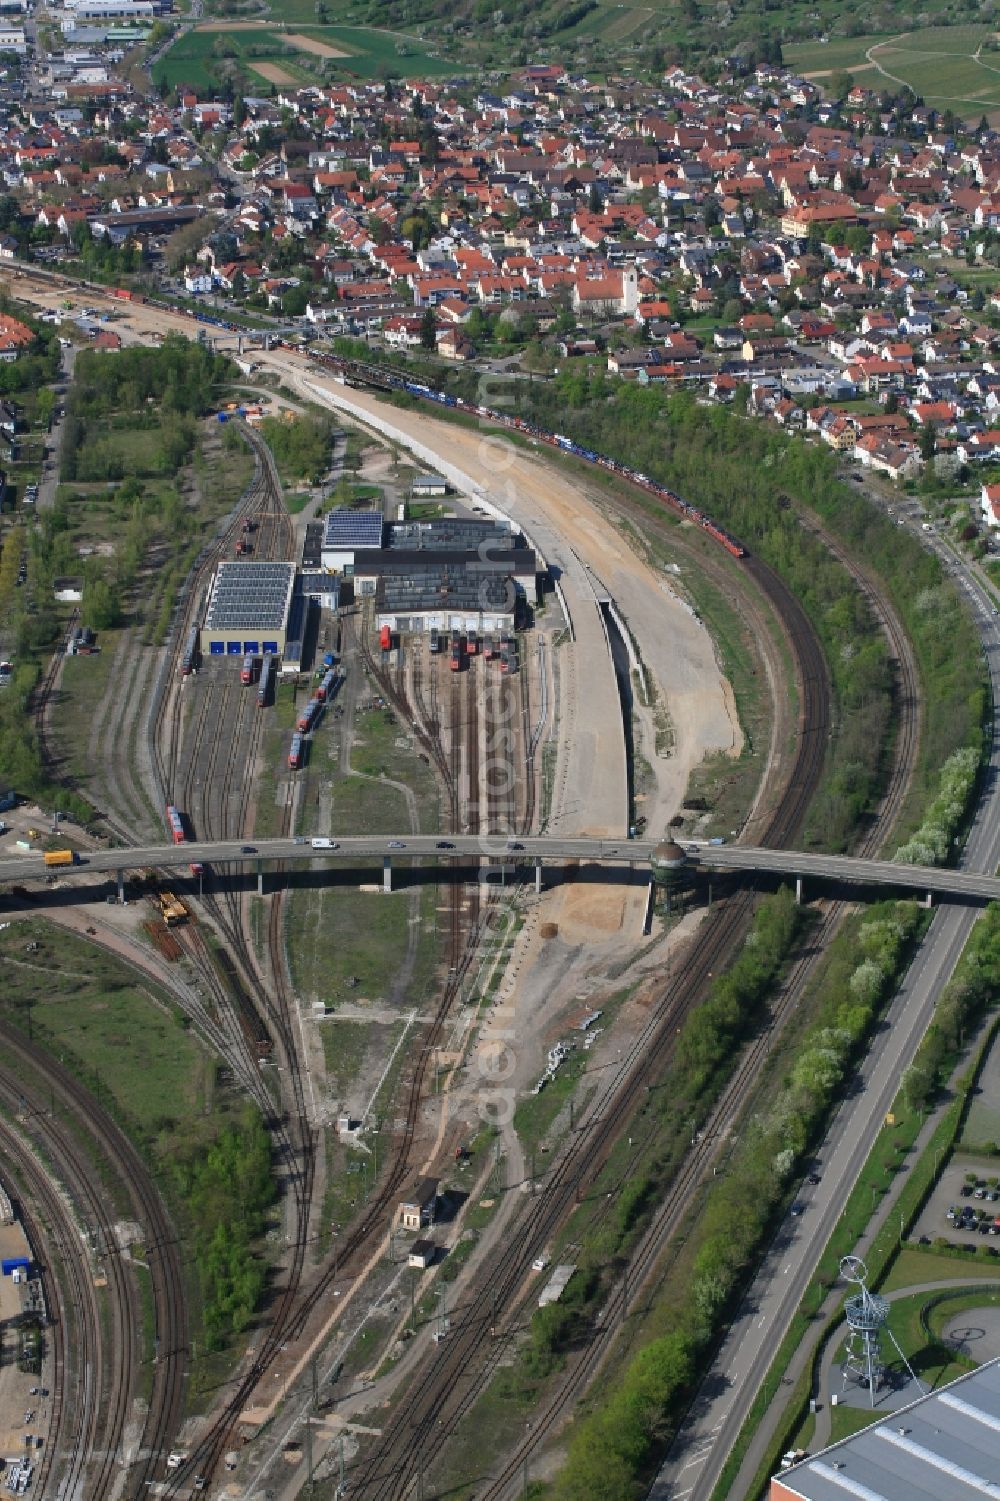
xmin=2 ymin=836 xmax=998 ymax=906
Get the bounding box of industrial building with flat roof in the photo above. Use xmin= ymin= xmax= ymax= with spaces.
xmin=321 ymin=509 xmax=384 ymax=572
xmin=200 ymin=561 xmax=296 ymax=657
xmin=376 ymin=564 xmax=519 ymax=635
xmin=317 ymin=510 xmax=539 ymax=634
xmin=771 ymin=1356 xmax=1000 ymax=1501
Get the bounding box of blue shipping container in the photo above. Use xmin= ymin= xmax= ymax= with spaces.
xmin=2 ymin=1257 xmax=30 ymax=1276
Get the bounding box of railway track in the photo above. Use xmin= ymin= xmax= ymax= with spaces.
xmin=0 ymin=1028 xmax=176 ymax=1500
xmin=427 ymin=494 xmax=925 ymax=1501
xmin=3 ymin=1025 xmax=190 ymax=1499
xmin=338 ymin=457 xmax=928 ymax=1498
xmin=0 ymin=1114 xmax=85 ymax=1499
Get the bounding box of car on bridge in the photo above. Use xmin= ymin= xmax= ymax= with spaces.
xmin=388 ymin=840 xmax=406 ymax=850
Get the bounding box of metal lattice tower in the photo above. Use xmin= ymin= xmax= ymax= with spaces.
xmin=839 ymin=1256 xmax=923 ymax=1407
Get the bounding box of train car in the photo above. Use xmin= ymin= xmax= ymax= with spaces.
xmin=450 ymin=637 xmax=463 ymax=672
xmin=241 ymin=654 xmax=257 ymax=686
xmin=429 ymin=629 xmax=439 ymax=655
xmin=467 ymin=628 xmax=478 ymax=657
xmin=257 ymin=654 xmax=274 ymax=708
xmin=316 ymin=668 xmax=336 ymax=703
xmin=243 ymin=515 xmax=255 ymax=533
xmin=484 ymin=635 xmax=496 ymax=661
xmin=296 ymin=699 xmax=318 ymax=734
xmin=379 ymin=624 xmax=392 ymax=653
xmin=189 ymin=860 xmax=204 ymax=877
xmin=181 ymin=625 xmax=199 ymax=676
xmin=288 ymin=732 xmax=304 ymax=770
xmin=166 ymin=805 xmax=186 ymax=844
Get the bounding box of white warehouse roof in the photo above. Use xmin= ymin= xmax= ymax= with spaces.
xmin=774 ymin=1357 xmax=1000 ymax=1501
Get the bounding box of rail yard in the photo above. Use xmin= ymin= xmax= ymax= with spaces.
xmin=0 ymin=260 xmax=994 ymax=1501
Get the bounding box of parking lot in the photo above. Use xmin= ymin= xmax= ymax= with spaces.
xmin=912 ymin=1156 xmax=1000 ymax=1250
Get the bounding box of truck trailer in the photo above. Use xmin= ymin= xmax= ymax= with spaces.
xmin=43 ymin=849 xmax=76 ymax=867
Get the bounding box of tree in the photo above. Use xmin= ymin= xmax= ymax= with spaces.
xmin=829 ymin=70 xmax=854 ymax=102
xmin=420 ymin=306 xmax=437 ymax=350
xmin=281 ymin=285 xmax=309 ymax=318
xmin=920 ymin=421 xmax=937 ymax=461
xmin=83 ymin=576 xmax=122 ymax=631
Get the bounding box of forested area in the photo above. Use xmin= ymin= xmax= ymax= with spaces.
xmin=170 ymin=1110 xmax=276 ymax=1349
xmin=259 ymin=412 xmax=331 ymax=485
xmin=904 ymin=902 xmax=1000 ymax=1115
xmin=551 ymin=895 xmax=924 ymax=1501
xmin=61 ymin=336 xmax=230 ymax=482
xmin=0 ymin=338 xmax=239 ymax=816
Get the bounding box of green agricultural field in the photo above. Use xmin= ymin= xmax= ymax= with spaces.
xmin=210 ymin=0 xmax=964 ymax=75
xmin=153 ymin=20 xmax=456 ymax=93
xmin=786 ymin=24 xmax=1000 ymax=120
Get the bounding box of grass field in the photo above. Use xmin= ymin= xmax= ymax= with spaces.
xmin=153 ymin=21 xmax=455 ymax=92
xmin=786 ymin=24 xmax=1000 ymax=119
xmin=0 ymin=918 xmax=218 ymax=1137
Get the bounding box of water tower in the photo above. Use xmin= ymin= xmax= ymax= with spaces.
xmin=839 ymin=1255 xmax=922 ymax=1406
xmin=649 ymin=840 xmax=687 ymax=887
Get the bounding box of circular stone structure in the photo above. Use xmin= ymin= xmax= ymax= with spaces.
xmin=650 ymin=840 xmax=688 ymax=886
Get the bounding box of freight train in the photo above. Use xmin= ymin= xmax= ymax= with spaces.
xmin=241 ymin=654 xmax=257 ymax=686
xmin=288 ymin=732 xmax=304 ymax=770
xmin=290 ymin=348 xmax=748 ymax=561
xmin=181 ymin=626 xmax=200 ymax=676
xmin=296 ymin=699 xmax=320 ymax=734
xmin=315 ymin=667 xmax=336 ymax=702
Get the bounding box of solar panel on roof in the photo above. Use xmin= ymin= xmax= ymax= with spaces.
xmin=323 ymin=510 xmax=383 ymax=548
xmin=204 ymin=561 xmax=296 ymax=632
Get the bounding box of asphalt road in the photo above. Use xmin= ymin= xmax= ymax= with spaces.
xmin=649 ymin=509 xmax=1000 ymax=1501
xmin=4 ymin=836 xmax=1000 ymax=902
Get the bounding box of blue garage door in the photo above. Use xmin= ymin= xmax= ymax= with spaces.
xmin=227 ymin=641 xmax=243 ymax=655
xmin=263 ymin=640 xmax=279 ymax=654
xmin=209 ymin=641 xmax=224 ymax=655
xmin=243 ymin=640 xmax=260 ymax=654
